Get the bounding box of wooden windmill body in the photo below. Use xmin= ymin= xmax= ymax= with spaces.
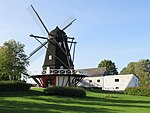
xmin=28 ymin=5 xmax=86 ymax=87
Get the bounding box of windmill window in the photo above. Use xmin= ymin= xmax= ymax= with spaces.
xmin=60 ymin=66 xmax=64 ymax=69
xmin=49 ymin=55 xmax=52 ymax=60
xmin=59 ymin=42 xmax=62 ymax=46
xmin=115 ymin=79 xmax=119 ymax=82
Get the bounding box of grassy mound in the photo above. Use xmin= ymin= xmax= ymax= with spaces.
xmin=0 ymin=88 xmax=150 ymax=113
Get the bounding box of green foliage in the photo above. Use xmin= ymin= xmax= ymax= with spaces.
xmin=120 ymin=59 xmax=150 ymax=87
xmin=98 ymin=59 xmax=118 ymax=75
xmin=124 ymin=87 xmax=150 ymax=97
xmin=0 ymin=81 xmax=31 ymax=92
xmin=44 ymin=87 xmax=86 ymax=97
xmin=0 ymin=39 xmax=29 ymax=81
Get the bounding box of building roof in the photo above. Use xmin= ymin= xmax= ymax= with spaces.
xmin=77 ymin=67 xmax=108 ymax=77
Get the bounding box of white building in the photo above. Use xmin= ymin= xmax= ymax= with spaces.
xmin=78 ymin=74 xmax=138 ymax=91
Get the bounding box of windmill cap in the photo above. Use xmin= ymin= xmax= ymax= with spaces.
xmin=49 ymin=26 xmax=66 ymax=36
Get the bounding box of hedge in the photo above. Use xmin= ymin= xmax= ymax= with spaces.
xmin=124 ymin=87 xmax=150 ymax=97
xmin=0 ymin=81 xmax=32 ymax=92
xmin=44 ymin=86 xmax=86 ymax=97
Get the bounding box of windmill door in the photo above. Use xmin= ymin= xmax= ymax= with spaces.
xmin=42 ymin=76 xmax=56 ymax=87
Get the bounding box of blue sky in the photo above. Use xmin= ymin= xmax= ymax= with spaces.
xmin=1 ymin=0 xmax=150 ymax=73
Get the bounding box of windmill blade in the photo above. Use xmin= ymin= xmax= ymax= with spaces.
xmin=29 ymin=47 xmax=46 ymax=64
xmin=62 ymin=18 xmax=76 ymax=31
xmin=30 ymin=34 xmax=48 ymax=39
xmin=27 ymin=6 xmax=47 ymax=36
xmin=28 ymin=41 xmax=48 ymax=59
xmin=30 ymin=5 xmax=49 ymax=34
xmin=60 ymin=16 xmax=76 ymax=30
xmin=72 ymin=42 xmax=77 ymax=63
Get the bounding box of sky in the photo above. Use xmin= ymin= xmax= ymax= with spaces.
xmin=1 ymin=0 xmax=150 ymax=74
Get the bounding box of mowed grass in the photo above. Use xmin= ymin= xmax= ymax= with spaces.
xmin=0 ymin=88 xmax=150 ymax=113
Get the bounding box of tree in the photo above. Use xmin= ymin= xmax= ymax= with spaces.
xmin=98 ymin=60 xmax=118 ymax=75
xmin=0 ymin=39 xmax=29 ymax=81
xmin=0 ymin=47 xmax=8 ymax=80
xmin=120 ymin=59 xmax=150 ymax=87
xmin=120 ymin=62 xmax=136 ymax=75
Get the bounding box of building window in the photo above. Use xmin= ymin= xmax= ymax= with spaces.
xmin=97 ymin=80 xmax=100 ymax=82
xmin=68 ymin=56 xmax=70 ymax=60
xmin=115 ymin=79 xmax=119 ymax=82
xmin=49 ymin=55 xmax=52 ymax=60
xmin=116 ymin=87 xmax=119 ymax=89
xmin=89 ymin=80 xmax=92 ymax=83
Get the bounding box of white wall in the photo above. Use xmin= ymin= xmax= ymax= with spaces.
xmin=79 ymin=74 xmax=138 ymax=91
xmin=126 ymin=75 xmax=138 ymax=88
xmin=78 ymin=77 xmax=103 ymax=88
xmin=56 ymin=76 xmax=67 ymax=86
xmin=103 ymin=74 xmax=138 ymax=91
xmin=56 ymin=76 xmax=75 ymax=86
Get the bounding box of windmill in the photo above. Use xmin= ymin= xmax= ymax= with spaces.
xmin=28 ymin=5 xmax=86 ymax=87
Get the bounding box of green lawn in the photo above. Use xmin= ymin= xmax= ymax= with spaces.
xmin=0 ymin=88 xmax=150 ymax=113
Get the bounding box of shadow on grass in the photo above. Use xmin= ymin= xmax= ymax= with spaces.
xmin=0 ymin=98 xmax=120 ymax=113
xmin=0 ymin=89 xmax=122 ymax=113
xmin=85 ymin=88 xmax=123 ymax=94
xmin=1 ymin=94 xmax=150 ymax=113
xmin=30 ymin=95 xmax=150 ymax=109
xmin=0 ymin=89 xmax=150 ymax=113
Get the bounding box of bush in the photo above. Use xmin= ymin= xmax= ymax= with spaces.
xmin=124 ymin=87 xmax=150 ymax=97
xmin=44 ymin=87 xmax=86 ymax=97
xmin=0 ymin=81 xmax=32 ymax=92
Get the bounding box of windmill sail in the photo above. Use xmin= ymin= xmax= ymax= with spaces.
xmin=31 ymin=5 xmax=49 ymax=34
xmin=28 ymin=41 xmax=48 ymax=59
